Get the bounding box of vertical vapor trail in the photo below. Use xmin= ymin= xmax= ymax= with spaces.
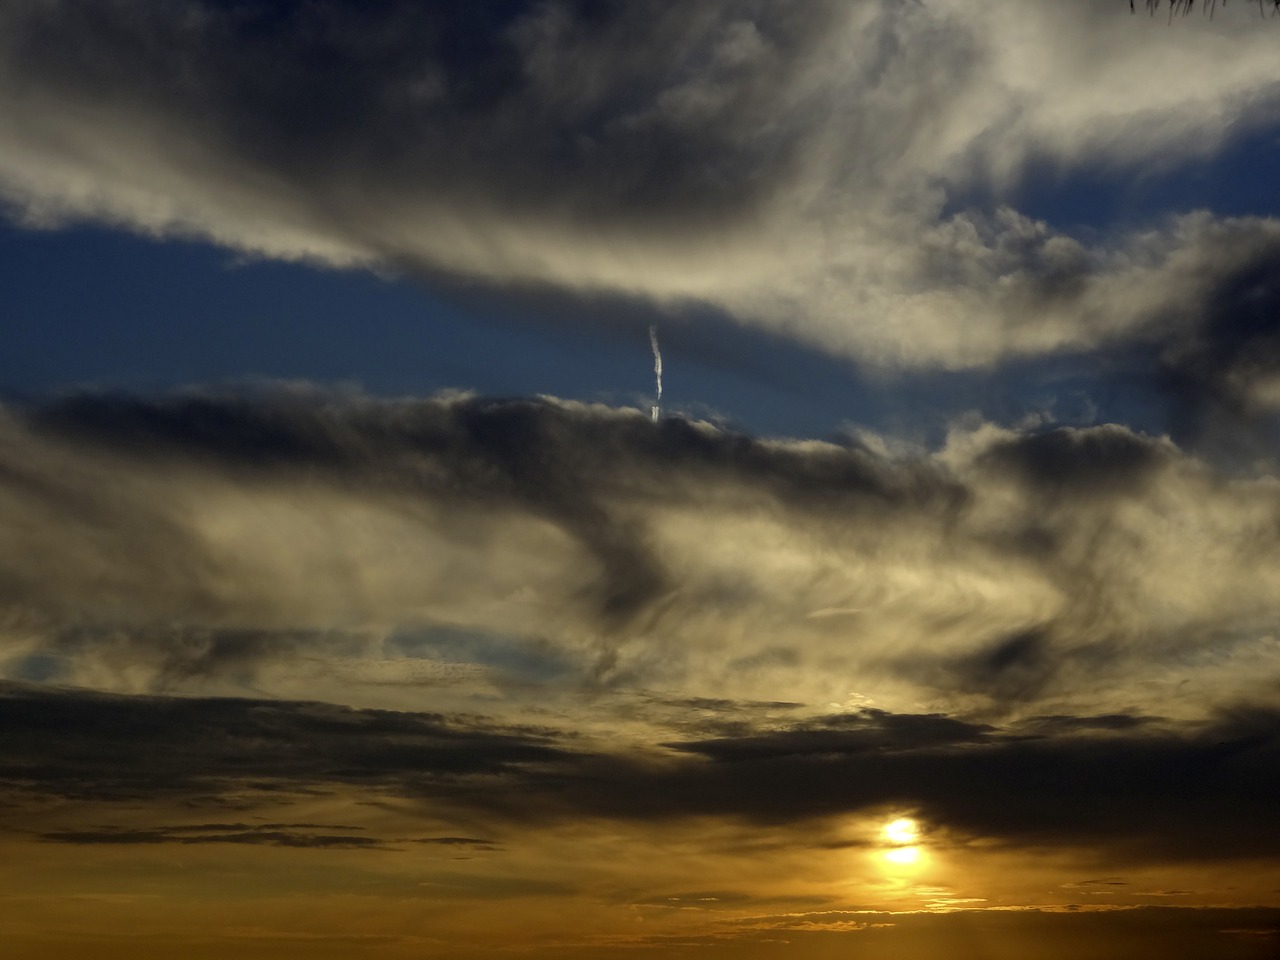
xmin=649 ymin=325 xmax=663 ymax=423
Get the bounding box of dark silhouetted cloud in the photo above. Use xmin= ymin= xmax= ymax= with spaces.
xmin=0 ymin=680 xmax=572 ymax=804
xmin=3 ymin=682 xmax=1278 ymax=865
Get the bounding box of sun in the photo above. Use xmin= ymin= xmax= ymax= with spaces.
xmin=878 ymin=817 xmax=926 ymax=870
xmin=882 ymin=844 xmax=922 ymax=865
xmin=882 ymin=817 xmax=919 ymax=845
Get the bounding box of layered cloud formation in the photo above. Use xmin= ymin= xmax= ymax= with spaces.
xmin=4 ymin=390 xmax=1279 ymax=718
xmin=4 ymin=5 xmax=1280 ymax=952
xmin=3 ymin=679 xmax=1278 ymax=864
xmin=5 ymin=389 xmax=1274 ymax=716
xmin=4 ymin=1 xmax=1280 ymax=366
xmin=0 ymin=388 xmax=1277 ymax=876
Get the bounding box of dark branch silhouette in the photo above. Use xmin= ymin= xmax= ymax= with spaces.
xmin=1131 ymin=0 xmax=1280 ymax=16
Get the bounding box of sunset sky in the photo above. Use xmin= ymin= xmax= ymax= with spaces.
xmin=3 ymin=2 xmax=1280 ymax=958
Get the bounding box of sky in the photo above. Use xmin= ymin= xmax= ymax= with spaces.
xmin=2 ymin=2 xmax=1280 ymax=958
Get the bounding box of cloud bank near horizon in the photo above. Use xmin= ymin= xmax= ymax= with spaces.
xmin=4 ymin=1 xmax=1280 ymax=368
xmin=2 ymin=678 xmax=1277 ymax=867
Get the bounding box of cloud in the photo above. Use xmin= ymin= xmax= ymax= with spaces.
xmin=36 ymin=822 xmax=499 ymax=851
xmin=659 ymin=708 xmax=994 ymax=762
xmin=39 ymin=825 xmax=387 ymax=849
xmin=2 ymin=388 xmax=1280 ymax=718
xmin=1156 ymin=233 xmax=1280 ymax=460
xmin=0 ymin=679 xmax=572 ymax=804
xmin=6 ymin=388 xmax=1271 ymax=870
xmin=3 ymin=682 xmax=1278 ymax=865
xmin=411 ymin=837 xmax=499 ymax=847
xmin=2 ymin=2 xmax=1280 ymax=366
xmin=699 ymin=908 xmax=1280 ymax=960
xmin=1062 ymin=877 xmax=1128 ymax=889
xmin=647 ymin=705 xmax=1280 ymax=861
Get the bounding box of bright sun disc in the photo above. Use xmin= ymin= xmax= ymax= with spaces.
xmin=882 ymin=845 xmax=922 ymax=865
xmin=882 ymin=817 xmax=919 ymax=845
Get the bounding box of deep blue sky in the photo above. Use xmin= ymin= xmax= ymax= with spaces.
xmin=6 ymin=122 xmax=1277 ymax=445
xmin=0 ymin=218 xmax=1134 ymax=443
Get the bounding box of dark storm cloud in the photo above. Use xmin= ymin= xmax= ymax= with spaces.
xmin=3 ymin=682 xmax=1278 ymax=865
xmin=3 ymin=3 xmax=1280 ymax=365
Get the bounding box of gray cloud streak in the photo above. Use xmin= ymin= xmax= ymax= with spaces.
xmin=39 ymin=826 xmax=387 ymax=850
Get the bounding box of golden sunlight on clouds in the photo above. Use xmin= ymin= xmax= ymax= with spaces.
xmin=879 ymin=817 xmax=927 ymax=872
xmin=882 ymin=817 xmax=920 ymax=845
xmin=883 ymin=845 xmax=924 ymax=866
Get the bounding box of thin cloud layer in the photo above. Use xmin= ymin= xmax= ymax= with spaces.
xmin=3 ymin=1 xmax=1280 ymax=365
xmin=40 ymin=824 xmax=387 ymax=850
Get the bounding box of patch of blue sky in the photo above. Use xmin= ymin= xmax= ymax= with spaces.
xmin=4 ymin=653 xmax=67 ymax=684
xmin=946 ymin=118 xmax=1280 ymax=234
xmin=0 ymin=219 xmax=1177 ymax=446
xmin=388 ymin=623 xmax=577 ymax=686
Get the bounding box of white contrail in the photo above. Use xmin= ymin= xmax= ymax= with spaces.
xmin=649 ymin=325 xmax=663 ymax=423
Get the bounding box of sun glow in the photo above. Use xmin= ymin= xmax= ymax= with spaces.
xmin=882 ymin=817 xmax=919 ymax=845
xmin=882 ymin=844 xmax=922 ymax=865
xmin=879 ymin=817 xmax=925 ymax=870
